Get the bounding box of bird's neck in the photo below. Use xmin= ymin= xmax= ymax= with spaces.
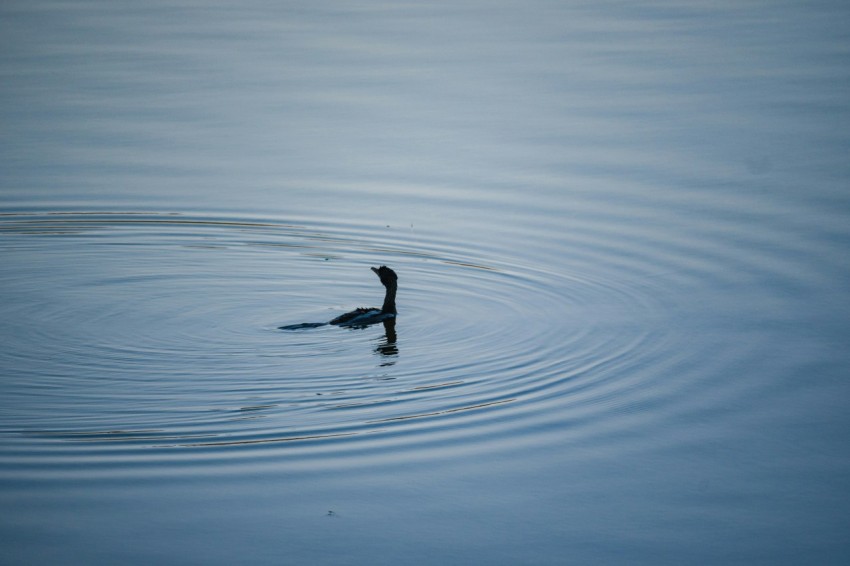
xmin=381 ymin=283 xmax=397 ymax=314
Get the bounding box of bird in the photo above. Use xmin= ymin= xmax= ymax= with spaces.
xmin=279 ymin=266 xmax=398 ymax=330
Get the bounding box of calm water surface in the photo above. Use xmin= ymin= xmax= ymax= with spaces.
xmin=2 ymin=1 xmax=850 ymax=564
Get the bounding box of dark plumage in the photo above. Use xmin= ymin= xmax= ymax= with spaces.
xmin=329 ymin=266 xmax=397 ymax=327
xmin=279 ymin=266 xmax=398 ymax=330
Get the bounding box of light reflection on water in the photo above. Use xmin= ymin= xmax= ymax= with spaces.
xmin=2 ymin=1 xmax=850 ymax=565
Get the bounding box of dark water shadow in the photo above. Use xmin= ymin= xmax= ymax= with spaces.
xmin=375 ymin=318 xmax=398 ymax=361
xmin=279 ymin=317 xmax=399 ymax=360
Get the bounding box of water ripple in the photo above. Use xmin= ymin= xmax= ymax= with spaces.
xmin=0 ymin=207 xmax=818 ymax=477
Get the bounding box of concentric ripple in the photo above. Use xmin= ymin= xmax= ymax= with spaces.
xmin=0 ymin=211 xmax=672 ymax=470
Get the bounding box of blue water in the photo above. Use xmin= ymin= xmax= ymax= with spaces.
xmin=2 ymin=1 xmax=850 ymax=564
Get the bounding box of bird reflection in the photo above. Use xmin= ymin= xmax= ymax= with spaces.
xmin=375 ymin=318 xmax=398 ymax=361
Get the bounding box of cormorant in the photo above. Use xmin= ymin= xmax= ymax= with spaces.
xmin=279 ymin=266 xmax=398 ymax=330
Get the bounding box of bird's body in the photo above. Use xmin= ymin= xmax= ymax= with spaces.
xmin=329 ymin=307 xmax=394 ymax=327
xmin=280 ymin=266 xmax=398 ymax=330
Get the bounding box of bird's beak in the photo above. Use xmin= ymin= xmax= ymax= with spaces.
xmin=371 ymin=267 xmax=379 ymax=274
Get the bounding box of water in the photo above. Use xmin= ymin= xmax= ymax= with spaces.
xmin=2 ymin=1 xmax=850 ymax=564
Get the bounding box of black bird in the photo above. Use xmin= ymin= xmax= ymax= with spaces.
xmin=329 ymin=265 xmax=397 ymax=326
xmin=279 ymin=266 xmax=398 ymax=330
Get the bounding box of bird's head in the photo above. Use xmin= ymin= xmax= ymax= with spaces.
xmin=371 ymin=265 xmax=398 ymax=286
